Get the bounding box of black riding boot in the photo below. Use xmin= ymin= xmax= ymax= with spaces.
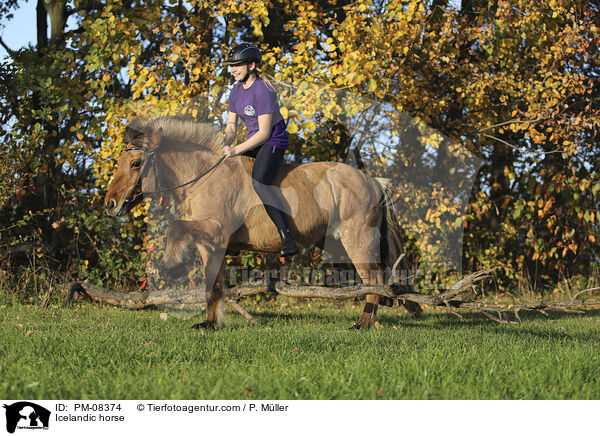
xmin=278 ymin=228 xmax=299 ymax=257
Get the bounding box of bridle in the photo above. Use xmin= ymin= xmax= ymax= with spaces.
xmin=122 ymin=146 xmax=226 ymax=208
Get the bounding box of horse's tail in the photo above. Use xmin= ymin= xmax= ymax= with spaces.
xmin=376 ymin=178 xmax=422 ymax=317
xmin=377 ymin=179 xmax=409 ymax=286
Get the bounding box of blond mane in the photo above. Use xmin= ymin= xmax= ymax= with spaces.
xmin=127 ymin=116 xmax=223 ymax=152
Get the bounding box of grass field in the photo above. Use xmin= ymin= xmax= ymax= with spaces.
xmin=1 ymin=291 xmax=599 ymax=400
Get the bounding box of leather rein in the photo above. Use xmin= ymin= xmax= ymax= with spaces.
xmin=122 ymin=146 xmax=226 ymax=207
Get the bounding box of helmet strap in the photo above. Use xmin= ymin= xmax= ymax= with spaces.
xmin=240 ymin=63 xmax=256 ymax=84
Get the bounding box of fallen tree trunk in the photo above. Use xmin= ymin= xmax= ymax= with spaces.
xmin=61 ymin=281 xmax=257 ymax=323
xmin=60 ymin=268 xmax=494 ymax=308
xmin=58 ymin=270 xmax=600 ymax=324
xmin=63 ymin=281 xmax=205 ymax=309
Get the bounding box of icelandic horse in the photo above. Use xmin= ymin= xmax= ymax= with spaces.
xmin=104 ymin=117 xmax=421 ymax=329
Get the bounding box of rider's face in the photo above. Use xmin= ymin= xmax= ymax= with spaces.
xmin=230 ymin=62 xmax=254 ymax=81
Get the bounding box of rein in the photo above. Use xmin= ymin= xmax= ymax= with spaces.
xmin=122 ymin=146 xmax=226 ymax=206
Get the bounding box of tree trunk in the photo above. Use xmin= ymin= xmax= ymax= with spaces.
xmin=43 ymin=0 xmax=67 ymax=45
xmin=36 ymin=0 xmax=48 ymax=49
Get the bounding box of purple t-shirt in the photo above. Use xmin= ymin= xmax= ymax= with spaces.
xmin=229 ymin=77 xmax=288 ymax=149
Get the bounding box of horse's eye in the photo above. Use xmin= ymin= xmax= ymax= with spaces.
xmin=131 ymin=160 xmax=142 ymax=169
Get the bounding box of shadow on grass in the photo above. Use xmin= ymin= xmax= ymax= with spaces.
xmin=402 ymin=307 xmax=600 ymax=325
xmin=383 ymin=308 xmax=600 ymax=343
xmin=233 ymin=302 xmax=600 ymax=337
xmin=222 ymin=295 xmax=600 ymax=325
xmin=242 ymin=310 xmax=350 ymax=322
xmin=153 ymin=294 xmax=600 ymax=340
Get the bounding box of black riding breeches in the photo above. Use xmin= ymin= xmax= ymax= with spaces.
xmin=249 ymin=144 xmax=290 ymax=231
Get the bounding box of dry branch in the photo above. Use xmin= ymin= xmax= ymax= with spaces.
xmin=61 ymin=281 xmax=254 ymax=320
xmin=63 ymin=281 xmax=206 ymax=309
xmin=59 ymin=269 xmax=600 ymax=324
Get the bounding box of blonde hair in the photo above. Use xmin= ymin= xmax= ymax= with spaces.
xmin=256 ymin=68 xmax=278 ymax=94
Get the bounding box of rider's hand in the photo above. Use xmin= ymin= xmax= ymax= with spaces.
xmin=223 ymin=145 xmax=237 ymax=158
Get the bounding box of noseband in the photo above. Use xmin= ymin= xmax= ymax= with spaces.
xmin=122 ymin=146 xmax=226 ymax=207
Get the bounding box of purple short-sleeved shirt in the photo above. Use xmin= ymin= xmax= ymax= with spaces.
xmin=229 ymin=77 xmax=288 ymax=149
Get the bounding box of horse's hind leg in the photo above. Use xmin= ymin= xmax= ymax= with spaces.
xmin=353 ymin=291 xmax=380 ymax=330
xmin=342 ymin=247 xmax=383 ymax=329
xmin=402 ymin=300 xmax=423 ymax=318
xmin=338 ymin=232 xmax=386 ymax=329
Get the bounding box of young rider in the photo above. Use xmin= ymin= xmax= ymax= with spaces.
xmin=222 ymin=43 xmax=299 ymax=257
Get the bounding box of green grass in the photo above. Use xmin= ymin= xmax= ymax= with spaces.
xmin=1 ymin=291 xmax=599 ymax=399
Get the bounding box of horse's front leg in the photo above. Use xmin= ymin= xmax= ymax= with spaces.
xmin=162 ymin=220 xmax=196 ymax=276
xmin=191 ymin=255 xmax=227 ymax=330
xmin=162 ymin=219 xmax=228 ymax=330
xmin=162 ymin=219 xmax=224 ymax=271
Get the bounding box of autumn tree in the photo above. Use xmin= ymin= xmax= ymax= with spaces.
xmin=1 ymin=0 xmax=597 ymax=295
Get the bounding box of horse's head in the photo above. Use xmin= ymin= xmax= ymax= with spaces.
xmin=104 ymin=123 xmax=162 ymax=216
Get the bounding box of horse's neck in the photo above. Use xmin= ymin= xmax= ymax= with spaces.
xmin=144 ymin=148 xmax=216 ymax=203
xmin=159 ymin=148 xmax=220 ymax=184
xmin=167 ymin=153 xmax=249 ymax=220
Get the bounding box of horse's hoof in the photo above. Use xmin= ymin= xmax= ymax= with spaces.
xmin=379 ymin=296 xmax=394 ymax=307
xmin=349 ymin=321 xmax=373 ymax=330
xmin=192 ymin=321 xmax=217 ymax=331
xmin=402 ymin=301 xmax=423 ymax=318
xmin=350 ymin=313 xmax=375 ymax=330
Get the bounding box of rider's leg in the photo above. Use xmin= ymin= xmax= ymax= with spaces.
xmin=251 ymin=143 xmax=299 ymax=256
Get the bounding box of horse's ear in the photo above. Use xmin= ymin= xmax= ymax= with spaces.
xmin=124 ymin=125 xmax=143 ymax=144
xmin=123 ymin=116 xmax=148 ymax=145
xmin=146 ymin=127 xmax=163 ymax=150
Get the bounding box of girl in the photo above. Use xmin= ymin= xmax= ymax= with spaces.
xmin=222 ymin=43 xmax=298 ymax=257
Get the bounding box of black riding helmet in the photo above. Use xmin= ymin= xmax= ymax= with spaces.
xmin=224 ymin=43 xmax=262 ymax=66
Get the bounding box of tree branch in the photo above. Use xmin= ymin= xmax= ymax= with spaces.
xmin=59 ymin=269 xmax=600 ymax=324
xmin=0 ymin=37 xmax=17 ymax=59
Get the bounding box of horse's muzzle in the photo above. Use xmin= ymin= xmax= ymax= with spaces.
xmin=105 ymin=198 xmax=123 ymax=216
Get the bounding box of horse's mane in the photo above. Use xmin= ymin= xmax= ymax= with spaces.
xmin=125 ymin=116 xmax=223 ymax=152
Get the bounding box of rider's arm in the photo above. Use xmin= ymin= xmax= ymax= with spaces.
xmin=223 ymin=111 xmax=238 ymax=147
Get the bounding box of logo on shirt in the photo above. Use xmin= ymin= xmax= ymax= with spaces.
xmin=244 ymin=105 xmax=256 ymax=116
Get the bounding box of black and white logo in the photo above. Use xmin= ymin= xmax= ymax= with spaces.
xmin=3 ymin=402 xmax=50 ymax=434
xmin=244 ymin=105 xmax=256 ymax=116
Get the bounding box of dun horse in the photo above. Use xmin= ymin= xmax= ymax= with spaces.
xmin=104 ymin=117 xmax=421 ymax=329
